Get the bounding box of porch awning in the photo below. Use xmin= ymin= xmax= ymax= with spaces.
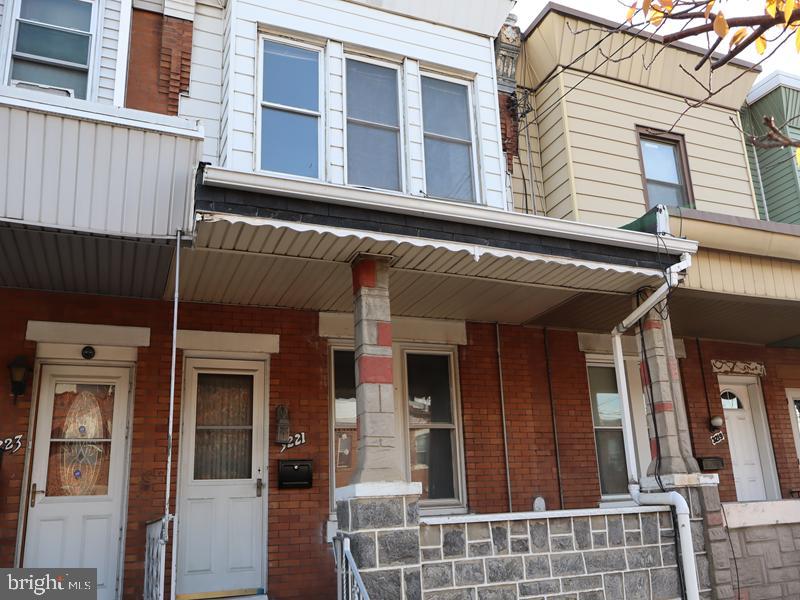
xmin=194 ymin=213 xmax=671 ymax=292
xmin=174 ymin=213 xmax=679 ymax=325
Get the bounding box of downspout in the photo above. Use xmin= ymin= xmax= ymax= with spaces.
xmin=611 ymin=251 xmax=699 ymax=600
xmin=162 ymin=229 xmax=182 ymax=600
xmin=496 ymin=324 xmax=513 ymax=512
xmin=543 ymin=328 xmax=564 ymax=508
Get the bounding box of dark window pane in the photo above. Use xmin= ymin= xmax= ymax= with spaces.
xmin=20 ymin=0 xmax=92 ymax=31
xmin=16 ymin=22 xmax=90 ymax=65
xmin=11 ymin=58 xmax=87 ymax=98
xmin=261 ymin=107 xmax=318 ymax=177
xmin=595 ymin=429 xmax=628 ymax=496
xmin=51 ymin=383 xmax=115 ymax=439
xmin=263 ymin=40 xmax=318 ymax=111
xmin=407 ymin=354 xmax=452 ymax=425
xmin=347 ymin=122 xmax=400 ymax=190
xmin=347 ymin=60 xmax=399 ymax=126
xmin=409 ymin=428 xmax=455 ymax=500
xmin=721 ymin=391 xmax=743 ymax=410
xmin=334 ymin=351 xmax=358 ymax=489
xmin=423 ymin=137 xmax=474 ymax=202
xmin=421 ymin=76 xmax=470 ymax=140
xmin=588 ymin=366 xmax=621 ymax=428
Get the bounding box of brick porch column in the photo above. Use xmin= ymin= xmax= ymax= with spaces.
xmin=336 ymin=255 xmax=422 ymax=600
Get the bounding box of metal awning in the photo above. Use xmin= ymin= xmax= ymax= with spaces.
xmin=172 ymin=213 xmax=677 ymax=325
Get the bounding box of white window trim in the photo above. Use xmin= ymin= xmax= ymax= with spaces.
xmin=419 ymin=69 xmax=481 ymax=205
xmin=327 ymin=343 xmax=467 ymax=515
xmin=5 ymin=0 xmax=99 ymax=100
xmin=786 ymin=388 xmax=800 ymax=467
xmin=255 ymin=33 xmax=326 ymax=182
xmin=586 ymin=356 xmax=650 ymax=502
xmin=342 ymin=52 xmax=407 ymax=194
xmin=397 ymin=344 xmax=466 ymax=514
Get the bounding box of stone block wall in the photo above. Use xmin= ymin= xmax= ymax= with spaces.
xmin=418 ymin=509 xmax=682 ymax=600
xmin=725 ymin=521 xmax=800 ymax=599
xmin=337 ymin=494 xmax=422 ymax=599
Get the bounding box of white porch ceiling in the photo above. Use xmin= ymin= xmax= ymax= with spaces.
xmin=170 ymin=215 xmax=667 ymax=324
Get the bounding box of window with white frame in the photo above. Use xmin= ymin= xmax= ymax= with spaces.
xmin=330 ymin=347 xmax=465 ymax=510
xmin=260 ymin=38 xmax=321 ymax=178
xmin=9 ymin=0 xmax=94 ymax=99
xmin=345 ymin=58 xmax=402 ymax=191
xmin=421 ymin=75 xmax=476 ymax=203
xmin=587 ymin=365 xmax=630 ymax=496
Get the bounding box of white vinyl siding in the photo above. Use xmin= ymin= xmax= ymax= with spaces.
xmin=217 ymin=0 xmax=505 ymax=208
xmin=178 ymin=1 xmax=223 ymax=164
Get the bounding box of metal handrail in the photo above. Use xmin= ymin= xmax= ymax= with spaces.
xmin=334 ymin=534 xmax=370 ymax=600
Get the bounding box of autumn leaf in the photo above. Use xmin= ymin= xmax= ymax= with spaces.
xmin=756 ymin=35 xmax=767 ymax=54
xmin=713 ymin=11 xmax=729 ymax=37
xmin=643 ymin=0 xmax=651 ymax=16
xmin=627 ymin=2 xmax=637 ymax=23
xmin=649 ymin=9 xmax=664 ymax=26
xmin=795 ymin=147 xmax=800 ymax=167
xmin=796 ymin=28 xmax=800 ymax=51
xmin=786 ymin=0 xmax=797 ymax=24
xmin=730 ymin=27 xmax=747 ymax=46
xmin=766 ymin=0 xmax=778 ymax=18
xmin=704 ymin=0 xmax=714 ymax=20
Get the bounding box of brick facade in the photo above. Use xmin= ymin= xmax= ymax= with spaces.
xmin=0 ymin=288 xmax=333 ymax=600
xmin=126 ymin=9 xmax=193 ymax=115
xmin=679 ymin=338 xmax=800 ymax=502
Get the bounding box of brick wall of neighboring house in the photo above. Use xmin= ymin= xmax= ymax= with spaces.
xmin=0 ymin=288 xmax=333 ymax=600
xmin=679 ymin=338 xmax=800 ymax=502
xmin=126 ymin=9 xmax=193 ymax=115
xmin=498 ymin=92 xmax=519 ymax=172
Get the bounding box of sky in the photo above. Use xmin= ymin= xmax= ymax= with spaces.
xmin=513 ymin=0 xmax=800 ymax=82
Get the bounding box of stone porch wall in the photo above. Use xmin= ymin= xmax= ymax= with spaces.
xmin=418 ymin=507 xmax=683 ymax=600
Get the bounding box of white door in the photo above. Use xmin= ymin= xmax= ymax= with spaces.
xmin=24 ymin=365 xmax=131 ymax=600
xmin=176 ymin=360 xmax=267 ymax=599
xmin=722 ymin=383 xmax=767 ymax=501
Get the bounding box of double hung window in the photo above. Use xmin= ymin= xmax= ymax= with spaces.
xmin=10 ymin=0 xmax=94 ymax=98
xmin=638 ymin=132 xmax=693 ymax=209
xmin=261 ymin=39 xmax=321 ymax=178
xmin=588 ymin=365 xmax=629 ymax=497
xmin=345 ymin=59 xmax=401 ymax=191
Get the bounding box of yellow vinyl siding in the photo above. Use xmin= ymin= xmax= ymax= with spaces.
xmin=684 ymin=249 xmax=800 ymax=301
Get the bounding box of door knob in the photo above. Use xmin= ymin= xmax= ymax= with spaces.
xmin=30 ymin=483 xmax=46 ymax=508
xmin=256 ymin=477 xmax=263 ymax=498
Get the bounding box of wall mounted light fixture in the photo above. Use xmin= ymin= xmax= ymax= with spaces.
xmin=709 ymin=415 xmax=724 ymax=431
xmin=8 ymin=356 xmax=30 ymax=403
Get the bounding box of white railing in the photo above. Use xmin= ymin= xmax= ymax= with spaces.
xmin=144 ymin=519 xmax=167 ymax=600
xmin=333 ymin=534 xmax=370 ymax=600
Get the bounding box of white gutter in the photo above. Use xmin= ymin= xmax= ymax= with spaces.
xmin=611 ymin=252 xmax=700 ymax=600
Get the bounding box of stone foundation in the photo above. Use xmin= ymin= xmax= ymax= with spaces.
xmin=418 ymin=507 xmax=682 ymax=600
xmin=337 ymin=491 xmax=422 ymax=600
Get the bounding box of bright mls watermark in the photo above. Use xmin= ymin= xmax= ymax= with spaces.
xmin=1 ymin=569 xmax=96 ymax=600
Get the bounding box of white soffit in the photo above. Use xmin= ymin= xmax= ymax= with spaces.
xmin=26 ymin=321 xmax=151 ymax=347
xmin=176 ymin=330 xmax=280 ymax=354
xmin=319 ymin=312 xmax=467 ymax=345
xmin=194 ymin=214 xmax=664 ymax=295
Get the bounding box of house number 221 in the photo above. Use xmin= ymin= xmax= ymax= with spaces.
xmin=280 ymin=432 xmax=307 ymax=453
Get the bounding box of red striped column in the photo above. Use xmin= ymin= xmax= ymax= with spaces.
xmin=350 ymin=255 xmax=403 ymax=483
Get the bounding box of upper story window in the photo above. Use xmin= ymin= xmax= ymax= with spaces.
xmin=638 ymin=130 xmax=693 ymax=209
xmin=9 ymin=0 xmax=94 ymax=99
xmin=421 ymin=76 xmax=476 ymax=203
xmin=260 ymin=39 xmax=322 ymax=178
xmin=346 ymin=58 xmax=402 ymax=191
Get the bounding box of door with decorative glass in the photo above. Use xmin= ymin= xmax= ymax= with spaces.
xmin=24 ymin=365 xmax=131 ymax=600
xmin=176 ymin=360 xmax=267 ymax=599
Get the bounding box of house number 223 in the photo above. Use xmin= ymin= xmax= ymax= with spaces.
xmin=1 ymin=435 xmax=23 ymax=453
xmin=280 ymin=432 xmax=307 ymax=453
